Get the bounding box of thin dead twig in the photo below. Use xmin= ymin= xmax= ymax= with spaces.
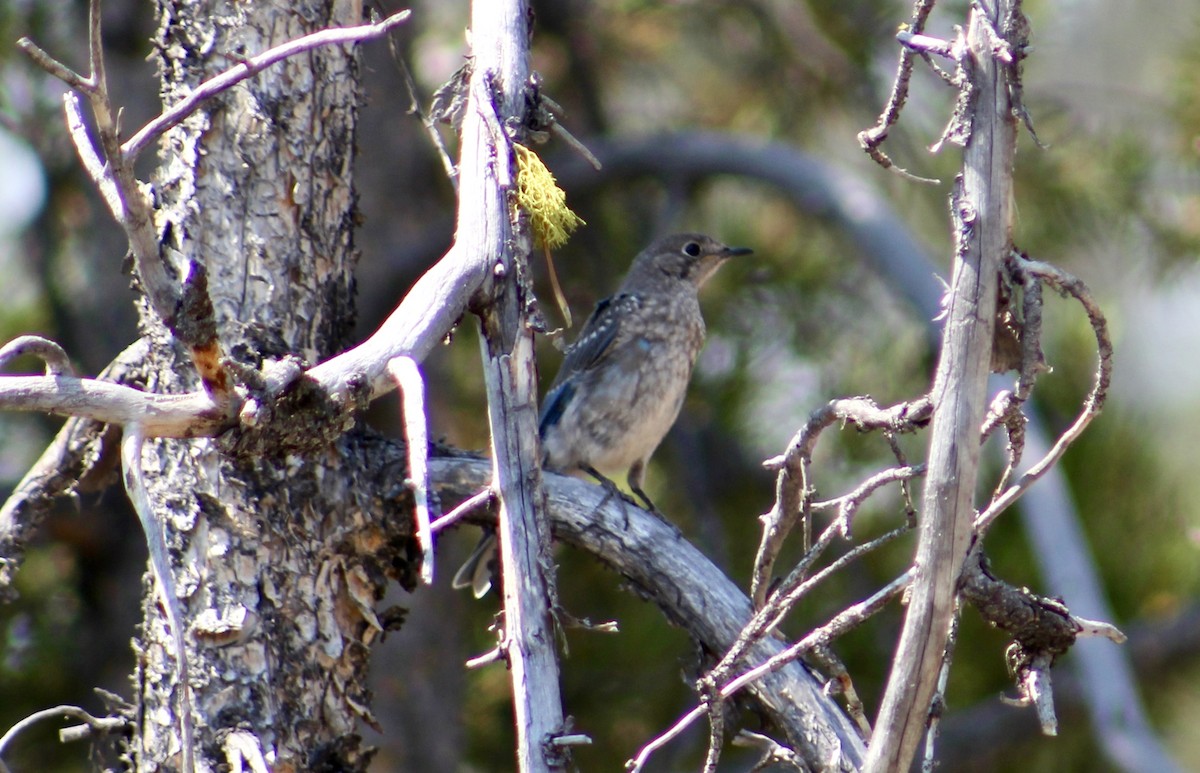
xmin=810 ymin=644 xmax=873 ymax=741
xmin=389 ymin=23 xmax=459 ymax=186
xmin=858 ymin=0 xmax=941 ymax=181
xmin=430 ymin=487 xmax=494 ymax=533
xmin=122 ymin=10 xmax=412 ymax=160
xmin=628 ymin=571 xmax=911 ymax=773
xmin=752 ymin=394 xmax=930 ymax=609
xmin=975 ymin=255 xmax=1111 ymax=535
xmin=0 ymin=704 xmax=127 ymax=763
xmin=23 ymin=0 xmax=223 ymax=402
xmin=121 ymin=425 xmax=195 ymax=773
xmin=713 ymin=519 xmax=912 ymax=694
xmin=0 ymin=335 xmax=75 ymax=376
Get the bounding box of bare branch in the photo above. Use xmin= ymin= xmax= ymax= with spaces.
xmin=122 ymin=10 xmax=412 ymax=161
xmin=389 ymin=36 xmax=459 ymax=187
xmin=431 ymin=456 xmax=866 ymax=770
xmin=0 ymin=373 xmax=226 ymax=437
xmin=121 ymin=425 xmax=194 ymax=773
xmin=975 ymin=256 xmax=1111 ymax=535
xmin=732 ymin=730 xmax=804 ymax=771
xmin=431 ymin=487 xmax=494 ymax=533
xmin=306 ymin=241 xmax=489 ymax=401
xmin=388 ymin=356 xmax=434 ymax=585
xmin=866 ymin=2 xmax=1020 ymax=768
xmin=223 ymin=731 xmax=272 ymax=773
xmin=63 ymin=93 xmax=121 ymax=210
xmin=0 ymin=336 xmax=75 ymax=376
xmin=1074 ymin=616 xmax=1127 ymax=644
xmin=14 ymin=38 xmax=93 ymax=91
xmin=631 ymin=571 xmax=911 ymax=772
xmin=752 ymin=395 xmax=930 ymax=608
xmin=22 ymin=5 xmax=410 ymax=407
xmin=0 ymin=704 xmax=127 ymax=761
xmin=709 ymin=519 xmax=912 ymax=708
xmin=857 ymin=0 xmax=940 ymax=181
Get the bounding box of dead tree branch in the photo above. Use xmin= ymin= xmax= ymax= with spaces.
xmin=752 ymin=395 xmax=931 ymax=609
xmin=458 ymin=2 xmax=568 ymax=771
xmin=865 ymin=2 xmax=1021 ymax=769
xmin=430 ymin=456 xmax=867 ymax=771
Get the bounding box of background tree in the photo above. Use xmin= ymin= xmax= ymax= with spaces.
xmin=0 ymin=0 xmax=1198 ymax=771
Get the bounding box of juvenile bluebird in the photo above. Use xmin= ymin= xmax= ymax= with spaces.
xmin=453 ymin=233 xmax=751 ymax=596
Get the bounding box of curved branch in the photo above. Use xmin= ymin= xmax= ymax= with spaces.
xmin=0 ymin=335 xmax=75 ymax=376
xmin=120 ymin=10 xmax=412 ymax=161
xmin=430 ymin=457 xmax=866 ymax=771
xmin=974 ymin=257 xmax=1112 ymax=534
xmin=0 ymin=374 xmax=226 ymax=438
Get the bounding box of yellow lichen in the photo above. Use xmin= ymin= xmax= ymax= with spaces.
xmin=513 ymin=143 xmax=585 ymax=249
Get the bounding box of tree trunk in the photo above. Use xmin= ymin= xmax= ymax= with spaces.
xmin=131 ymin=2 xmax=406 ymax=769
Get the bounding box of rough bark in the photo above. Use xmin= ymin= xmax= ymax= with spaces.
xmin=130 ymin=2 xmax=407 ymax=770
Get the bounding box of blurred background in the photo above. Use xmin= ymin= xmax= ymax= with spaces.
xmin=1 ymin=0 xmax=1198 ymax=770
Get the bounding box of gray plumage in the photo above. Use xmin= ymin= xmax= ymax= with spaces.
xmin=453 ymin=233 xmax=751 ymax=596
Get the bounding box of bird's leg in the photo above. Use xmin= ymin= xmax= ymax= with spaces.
xmin=578 ymin=464 xmax=641 ymax=526
xmin=626 ymin=462 xmax=679 ymax=534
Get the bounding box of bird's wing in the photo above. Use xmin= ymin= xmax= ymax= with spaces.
xmin=553 ymin=293 xmax=641 ymax=384
xmin=538 ymin=293 xmax=641 ymax=434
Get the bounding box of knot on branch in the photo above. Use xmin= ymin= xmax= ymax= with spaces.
xmin=225 ymin=363 xmax=367 ymax=458
xmin=960 ymin=549 xmax=1080 ymax=675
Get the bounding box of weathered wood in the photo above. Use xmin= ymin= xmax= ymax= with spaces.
xmin=460 ymin=2 xmax=568 ymax=772
xmin=863 ymin=3 xmax=1018 ymax=771
xmin=431 ymin=457 xmax=866 ymax=771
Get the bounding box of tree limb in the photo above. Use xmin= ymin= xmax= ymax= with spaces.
xmin=430 ymin=457 xmax=867 ymax=771
xmin=865 ymin=3 xmax=1019 ymax=769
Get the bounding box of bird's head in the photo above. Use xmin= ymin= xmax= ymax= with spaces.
xmin=627 ymin=233 xmax=753 ymax=291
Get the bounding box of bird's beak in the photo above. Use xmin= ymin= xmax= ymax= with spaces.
xmin=722 ymin=246 xmax=753 ymax=258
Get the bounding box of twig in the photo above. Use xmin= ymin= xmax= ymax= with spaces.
xmin=430 ymin=487 xmax=494 ymax=533
xmin=1073 ymin=616 xmax=1127 ymax=644
xmin=974 ymin=256 xmax=1111 ymax=535
xmin=731 ymin=730 xmax=803 ymax=771
xmin=62 ymin=93 xmax=121 ymax=214
xmin=432 ymin=456 xmax=867 ymax=768
xmin=0 ymin=705 xmax=127 ymax=760
xmin=25 ymin=2 xmax=184 ymax=378
xmin=121 ymin=425 xmax=194 ymax=773
xmin=866 ymin=3 xmax=1020 ymax=768
xmin=1001 ymin=653 xmax=1058 ymax=735
xmin=13 ymin=38 xmax=91 ymax=91
xmin=121 ymin=10 xmax=413 ymax=160
xmin=223 ymin=729 xmax=272 ymax=773
xmin=714 ymin=521 xmax=912 ymax=691
xmin=389 ymin=34 xmax=458 ymax=187
xmin=0 ymin=335 xmax=75 ymax=376
xmin=387 ymin=356 xmax=434 ymax=585
xmin=701 ymin=690 xmax=725 ymax=773
xmin=810 ymin=644 xmax=873 ymax=741
xmin=811 ymin=463 xmax=926 ymax=536
xmin=752 ymin=395 xmax=930 ymax=608
xmin=0 ymin=371 xmax=227 ymax=437
xmin=921 ymin=606 xmax=960 ymax=772
xmin=730 ymin=570 xmax=912 ymax=700
xmin=629 ymin=571 xmax=912 ymax=773
xmin=857 ymin=0 xmax=940 ymax=181
xmin=465 ymin=646 xmax=504 ymax=669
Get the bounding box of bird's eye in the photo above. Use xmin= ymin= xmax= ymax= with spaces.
xmin=682 ymin=242 xmax=701 ymax=257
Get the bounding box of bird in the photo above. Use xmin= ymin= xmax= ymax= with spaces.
xmin=452 ymin=233 xmax=752 ymax=596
